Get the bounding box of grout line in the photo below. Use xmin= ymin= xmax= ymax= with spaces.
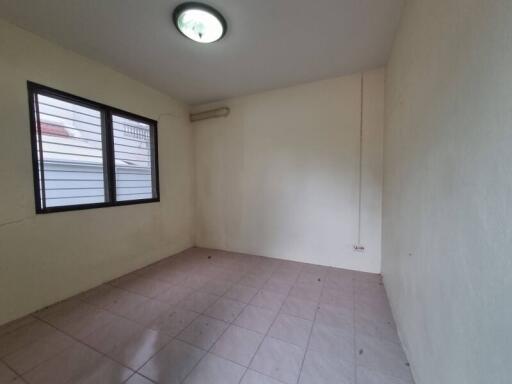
xmin=238 ymin=264 xmax=305 ymax=384
xmin=357 ymin=73 xmax=364 ymax=246
xmin=3 ymin=252 xmax=238 ymax=383
xmin=353 ymin=274 xmax=358 ymax=384
xmin=174 ymin=263 xmax=274 ymax=383
xmin=295 ymin=270 xmax=328 ymax=383
xmin=25 ymin=316 xmax=138 ymax=383
xmin=6 ymin=252 xmax=383 ymax=384
xmin=0 ymin=354 xmax=30 ymax=383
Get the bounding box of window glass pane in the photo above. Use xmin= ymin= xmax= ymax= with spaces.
xmin=36 ymin=94 xmax=106 ymax=208
xmin=112 ymin=115 xmax=155 ymax=201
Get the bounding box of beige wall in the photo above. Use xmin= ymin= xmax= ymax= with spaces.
xmin=0 ymin=21 xmax=194 ymax=325
xmin=193 ymin=70 xmax=384 ymax=272
xmin=383 ymin=1 xmax=512 ymax=383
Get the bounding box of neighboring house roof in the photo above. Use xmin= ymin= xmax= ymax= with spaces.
xmin=40 ymin=122 xmax=70 ymax=137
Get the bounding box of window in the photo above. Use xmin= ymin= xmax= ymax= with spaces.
xmin=28 ymin=82 xmax=159 ymax=213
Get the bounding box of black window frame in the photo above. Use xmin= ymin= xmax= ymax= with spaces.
xmin=27 ymin=81 xmax=160 ymax=214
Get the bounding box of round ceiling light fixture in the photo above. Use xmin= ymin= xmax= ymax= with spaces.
xmin=173 ymin=2 xmax=227 ymax=44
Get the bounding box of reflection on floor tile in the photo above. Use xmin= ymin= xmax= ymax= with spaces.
xmin=183 ymin=353 xmax=245 ymax=384
xmin=0 ymin=247 xmax=413 ymax=384
xmin=139 ymin=339 xmax=204 ymax=384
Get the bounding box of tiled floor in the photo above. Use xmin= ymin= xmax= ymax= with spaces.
xmin=0 ymin=248 xmax=414 ymax=384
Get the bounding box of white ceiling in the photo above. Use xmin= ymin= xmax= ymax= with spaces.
xmin=0 ymin=0 xmax=403 ymax=104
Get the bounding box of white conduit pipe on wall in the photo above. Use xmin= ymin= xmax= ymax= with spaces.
xmin=354 ymin=74 xmax=365 ymax=252
xmin=189 ymin=107 xmax=230 ymax=122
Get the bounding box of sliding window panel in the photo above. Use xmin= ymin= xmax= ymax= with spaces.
xmin=111 ymin=114 xmax=158 ymax=202
xmin=32 ymin=92 xmax=108 ymax=211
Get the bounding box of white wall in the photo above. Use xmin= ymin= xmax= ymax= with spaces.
xmin=0 ymin=20 xmax=194 ymax=325
xmin=383 ymin=1 xmax=512 ymax=383
xmin=194 ymin=70 xmax=384 ymax=272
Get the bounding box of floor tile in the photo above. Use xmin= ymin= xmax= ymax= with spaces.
xmin=72 ymin=356 xmax=133 ymax=384
xmin=214 ymin=270 xmax=243 ymax=284
xmin=250 ymin=290 xmax=286 ymax=312
xmin=316 ymin=303 xmax=353 ymax=331
xmin=280 ymin=297 xmax=317 ymax=321
xmin=309 ymin=323 xmax=354 ymax=363
xmin=240 ymin=370 xmax=283 ymax=384
xmin=357 ymin=366 xmax=414 ymax=384
xmin=326 ymin=267 xmax=354 ymax=282
xmin=224 ymin=285 xmax=258 ymax=303
xmin=297 ymin=271 xmax=325 ymax=286
xmin=250 ymin=337 xmax=304 ymax=384
xmin=23 ymin=343 xmax=103 ymax=384
xmin=124 ymin=374 xmax=155 ymax=384
xmin=177 ymin=292 xmax=220 ymax=313
xmin=356 ymin=334 xmax=413 ymax=382
xmin=302 ymin=263 xmax=328 ymax=276
xmin=154 ymin=285 xmax=194 ymax=306
xmin=204 ymin=298 xmax=245 ymax=322
xmin=211 ymin=325 xmax=263 ymax=366
xmin=263 ymin=278 xmax=293 ymax=295
xmin=3 ymin=330 xmax=75 ymax=374
xmin=353 ymin=271 xmax=382 ymax=284
xmin=239 ymin=274 xmax=268 ymax=289
xmin=2 ymin=249 xmax=411 ymax=384
xmin=82 ymin=316 xmax=142 ymax=354
xmin=35 ymin=299 xmax=83 ymax=321
xmin=324 ymin=276 xmax=354 ymax=292
xmin=355 ymin=299 xmax=394 ymax=326
xmin=183 ymin=353 xmax=245 ymax=384
xmin=0 ymin=361 xmax=19 ymax=383
xmin=271 ymin=270 xmax=299 ymax=283
xmin=111 ymin=276 xmax=170 ymax=299
xmin=234 ymin=305 xmax=277 ymax=334
xmin=355 ymin=311 xmax=400 ymax=344
xmin=355 ymin=278 xmax=385 ymax=294
xmin=299 ymin=348 xmax=354 ymax=384
xmin=149 ymin=307 xmax=198 ymax=337
xmin=320 ymin=288 xmax=354 ymax=308
xmin=78 ymin=285 xmax=118 ymax=308
xmin=0 ymin=320 xmax=54 ymax=358
xmin=0 ymin=316 xmax=36 ymax=337
xmin=180 ymin=274 xmax=211 ymax=290
xmin=80 ymin=285 xmax=145 ymax=315
xmin=288 ymin=284 xmax=322 ymax=302
xmin=107 ymin=328 xmax=171 ymax=370
xmin=40 ymin=301 xmax=117 ymax=340
xmin=105 ymin=291 xmax=149 ymax=318
xmin=268 ymin=314 xmax=312 ymax=349
xmin=200 ymin=280 xmax=232 ymax=296
xmin=138 ymin=339 xmax=205 ymax=384
xmin=177 ymin=315 xmax=228 ymax=350
xmin=118 ymin=299 xmax=171 ymax=326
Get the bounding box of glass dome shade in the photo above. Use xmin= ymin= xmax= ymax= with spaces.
xmin=174 ymin=3 xmax=226 ymax=43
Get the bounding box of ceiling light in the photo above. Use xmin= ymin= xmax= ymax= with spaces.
xmin=173 ymin=2 xmax=227 ymax=44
